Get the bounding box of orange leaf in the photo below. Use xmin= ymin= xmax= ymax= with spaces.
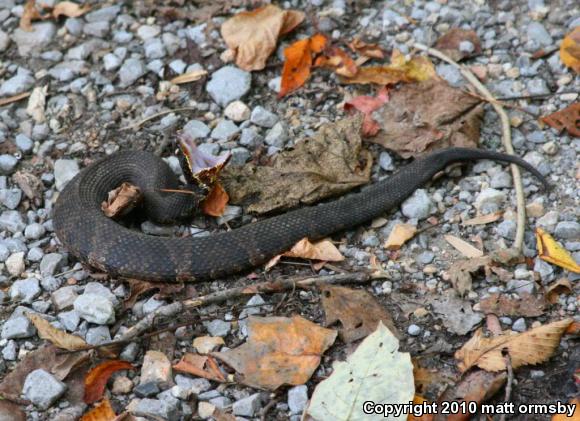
xmin=279 ymin=34 xmax=328 ymax=97
xmin=173 ymin=353 xmax=226 ymax=382
xmin=315 ymin=46 xmax=358 ymax=77
xmin=344 ymin=87 xmax=389 ymax=136
xmin=560 ymin=27 xmax=580 ymax=74
xmin=80 ymin=399 xmax=116 ymax=421
xmin=20 ymin=0 xmax=43 ymax=31
xmin=348 ymin=38 xmax=385 ymax=60
xmin=221 ymin=5 xmax=304 ymax=71
xmin=541 ymin=102 xmax=580 ymax=138
xmin=383 ymin=223 xmax=416 ymax=250
xmin=551 ymin=398 xmax=580 ymax=420
xmin=201 ymin=182 xmax=229 ymax=217
xmin=407 ymin=395 xmax=434 ymax=421
xmin=536 ymin=227 xmax=580 ymax=273
xmin=84 ymin=360 xmax=135 ymax=404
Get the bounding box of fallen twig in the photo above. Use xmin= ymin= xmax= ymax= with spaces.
xmin=414 ymin=43 xmax=528 ymax=253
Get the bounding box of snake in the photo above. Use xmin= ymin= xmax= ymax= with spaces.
xmin=53 ymin=147 xmax=548 ymax=282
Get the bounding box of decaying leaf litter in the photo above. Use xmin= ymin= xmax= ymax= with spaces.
xmin=1 ymin=0 xmax=579 ymax=420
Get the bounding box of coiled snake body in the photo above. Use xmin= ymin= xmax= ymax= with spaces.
xmin=53 ymin=148 xmax=547 ymax=282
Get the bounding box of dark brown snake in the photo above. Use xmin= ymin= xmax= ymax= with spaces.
xmin=53 ymin=148 xmax=548 ymax=282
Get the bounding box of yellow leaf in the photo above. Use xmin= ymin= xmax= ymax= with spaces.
xmin=536 ymin=227 xmax=580 ymax=273
xmin=169 ymin=69 xmax=208 ymax=85
xmin=384 ymin=223 xmax=417 ymax=250
xmin=455 ymin=319 xmax=572 ymax=372
xmin=444 ymin=234 xmax=484 ymax=258
xmin=27 ymin=313 xmax=88 ymax=351
xmin=560 ymin=27 xmax=580 ymax=74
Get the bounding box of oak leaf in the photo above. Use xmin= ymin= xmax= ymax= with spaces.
xmin=536 ymin=227 xmax=580 ymax=273
xmin=221 ymin=5 xmax=304 ymax=71
xmin=84 ymin=360 xmax=135 ymax=404
xmin=279 ymin=33 xmax=327 ymax=97
xmin=541 ymin=102 xmax=580 ymax=138
xmin=455 ymin=319 xmax=573 ymax=372
xmin=560 ymin=27 xmax=580 ymax=73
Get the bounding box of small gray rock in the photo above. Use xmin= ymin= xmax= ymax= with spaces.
xmin=533 ymin=258 xmax=554 ymax=282
xmin=0 ymin=73 xmax=35 ymax=97
xmin=25 ymin=223 xmax=46 ymax=240
xmin=5 ymin=252 xmax=25 ymax=276
xmin=83 ymin=21 xmax=110 ymax=38
xmin=0 ymin=188 xmax=22 ymax=209
xmin=512 ymin=318 xmax=527 ymax=332
xmin=175 ymin=375 xmax=211 ymax=394
xmin=496 ymin=220 xmax=517 ymax=240
xmin=119 ymin=58 xmax=147 ymax=88
xmin=2 ymin=340 xmax=17 ymax=360
xmin=288 ymin=385 xmax=308 ymax=414
xmin=74 ymin=293 xmax=116 ymax=325
xmin=401 ymin=189 xmax=432 ymax=219
xmin=527 ymin=79 xmax=550 ymax=96
xmin=133 ymin=398 xmax=179 ymax=421
xmin=58 ymin=310 xmax=81 ymax=331
xmin=1 ymin=314 xmax=35 ymax=339
xmin=51 ymin=286 xmax=79 ymax=311
xmin=239 ymin=127 xmax=263 ymax=148
xmin=475 ymin=188 xmax=506 ymax=213
xmin=54 ymin=159 xmax=79 ymax=191
xmin=0 ymin=155 xmax=18 ymax=175
xmin=10 ymin=278 xmax=41 ymax=304
xmin=233 ymin=393 xmax=262 ymax=417
xmin=490 ymin=171 xmax=512 ymax=189
xmin=85 ymin=325 xmax=111 ymax=345
xmin=206 ymin=66 xmax=251 ymax=107
xmin=527 ymin=22 xmax=553 ymax=46
xmin=407 ymin=324 xmax=421 ymax=336
xmin=0 ymin=243 xmax=9 ymax=262
xmin=250 ymin=106 xmax=278 ymax=128
xmin=144 ymin=38 xmax=166 ymax=59
xmin=12 ymin=23 xmax=56 ymax=56
xmin=40 ymin=253 xmax=65 ymax=276
xmin=23 ymin=369 xmax=67 ymax=409
xmin=554 ymin=221 xmax=580 ymax=241
xmin=417 ymin=251 xmax=435 ymax=265
xmin=182 ymin=120 xmax=210 ymax=140
xmin=265 ymin=122 xmax=288 ymax=147
xmin=230 ymin=147 xmax=251 ymax=165
xmin=379 ymin=151 xmax=394 ymax=171
xmin=85 ymin=5 xmax=120 ymax=22
xmin=211 ymin=119 xmax=239 ymax=141
xmin=204 ymin=319 xmax=231 ymax=337
xmin=103 ymin=53 xmax=122 ymax=71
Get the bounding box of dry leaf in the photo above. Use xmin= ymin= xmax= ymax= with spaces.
xmin=541 ymin=103 xmax=580 ymax=138
xmin=434 ymin=28 xmax=482 ymax=61
xmin=169 ymin=69 xmax=207 ymax=85
xmin=221 ymin=5 xmax=304 ymax=71
xmin=462 ymin=211 xmax=503 ymax=226
xmin=0 ymin=91 xmax=31 ymax=106
xmin=173 ymin=353 xmax=226 ymax=382
xmin=80 ymin=399 xmax=116 ymax=421
xmin=84 ymin=360 xmax=135 ymax=404
xmin=20 ymin=0 xmax=43 ymax=31
xmin=52 ymin=1 xmax=91 ymax=18
xmin=560 ymin=27 xmax=580 ymax=73
xmin=279 ymin=33 xmax=327 ymax=97
xmin=431 ymin=292 xmax=483 ymax=336
xmin=27 ymin=313 xmax=88 ymax=351
xmin=340 ymin=50 xmax=435 ymax=85
xmin=455 ymin=319 xmax=573 ymax=372
xmin=0 ymin=400 xmax=26 ymax=421
xmin=101 ymin=183 xmax=142 ymax=218
xmin=223 ymin=117 xmax=371 ymax=214
xmin=265 ymin=237 xmax=344 ymax=270
xmin=123 ymin=278 xmax=183 ymax=310
xmin=536 ymin=227 xmax=580 ymax=273
xmin=551 ymin=398 xmax=580 ymax=421
xmin=369 ymin=78 xmax=483 ymax=158
xmin=445 ymin=235 xmax=484 ymax=258
xmin=348 ymin=38 xmax=385 ymax=60
xmin=21 ymin=0 xmax=90 ymax=30
xmin=344 ymin=87 xmax=389 ymax=136
xmin=384 ymin=223 xmax=417 ymax=250
xmin=26 ymin=85 xmax=47 ymax=123
xmin=314 ymin=46 xmax=358 ymax=77
xmin=193 ymin=336 xmax=225 ymax=354
xmin=320 ymin=285 xmax=399 ymax=342
xmin=545 ymin=278 xmax=573 ymax=304
xmin=447 ymin=256 xmax=492 ymax=297
xmin=201 ymin=182 xmax=229 ymax=217
xmin=479 ymin=293 xmax=546 ymax=317
xmin=408 ymin=395 xmax=435 ymax=421
xmin=213 ymin=315 xmax=336 ymax=390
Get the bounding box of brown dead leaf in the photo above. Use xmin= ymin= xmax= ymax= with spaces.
xmin=101 ymin=183 xmax=142 ymax=218
xmin=213 ymin=315 xmax=336 ymax=390
xmin=279 ymin=33 xmax=327 ymax=97
xmin=344 ymin=87 xmax=389 ymax=136
xmin=348 ymin=38 xmax=385 ymax=60
xmin=0 ymin=401 xmax=25 ymax=421
xmin=314 ymin=46 xmax=358 ymax=77
xmin=221 ymin=4 xmax=304 ymax=71
xmin=455 ymin=319 xmax=573 ymax=372
xmin=0 ymin=91 xmax=31 ymax=106
xmin=434 ymin=370 xmax=507 ymax=421
xmin=123 ymin=278 xmax=183 ymax=310
xmin=431 ymin=292 xmax=483 ymax=336
xmin=169 ymin=69 xmax=208 ymax=85
xmin=201 ymin=182 xmax=229 ymax=217
xmin=222 ymin=116 xmax=372 ymax=214
xmin=384 ymin=223 xmax=417 ymax=250
xmin=369 ymin=78 xmax=483 ymax=158
xmin=479 ymin=293 xmax=546 ymax=317
xmin=20 ymin=0 xmax=43 ymax=31
xmin=545 ymin=278 xmax=573 ymax=304
xmin=13 ymin=171 xmax=43 ymax=200
xmin=560 ymin=27 xmax=580 ymax=74
xmin=434 ymin=28 xmax=482 ymax=61
xmin=444 ymin=235 xmax=484 ymax=258
xmin=21 ymin=0 xmax=90 ymax=30
xmin=447 ymin=256 xmax=492 ymax=297
xmin=265 ymin=237 xmax=344 ymax=270
xmin=173 ymin=353 xmax=226 ymax=382
xmin=52 ymin=1 xmax=91 ymax=18
xmin=84 ymin=360 xmax=135 ymax=404
xmin=193 ymin=336 xmax=225 ymax=354
xmin=27 ymin=313 xmax=88 ymax=351
xmin=462 ymin=211 xmax=503 ymax=226
xmin=320 ymin=285 xmax=399 ymax=343
xmin=536 ymin=227 xmax=580 ymax=273
xmin=541 ymin=103 xmax=580 ymax=138
xmin=80 ymin=399 xmax=116 ymax=421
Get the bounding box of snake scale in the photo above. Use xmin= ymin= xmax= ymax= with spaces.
xmin=53 ymin=147 xmax=547 ymax=282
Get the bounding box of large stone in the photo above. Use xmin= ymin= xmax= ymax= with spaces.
xmin=12 ymin=23 xmax=56 ymax=56
xmin=74 ymin=293 xmax=116 ymax=325
xmin=23 ymin=369 xmax=67 ymax=409
xmin=54 ymin=159 xmax=79 ymax=191
xmin=206 ymin=66 xmax=251 ymax=107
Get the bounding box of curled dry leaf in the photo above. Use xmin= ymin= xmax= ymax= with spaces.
xmin=320 ymin=285 xmax=399 ymax=343
xmin=559 ymin=26 xmax=580 ymax=73
xmin=21 ymin=0 xmax=90 ymax=31
xmin=169 ymin=69 xmax=207 ymax=85
xmin=26 ymin=85 xmax=47 ymax=123
xmin=173 ymin=353 xmax=226 ymax=382
xmin=434 ymin=28 xmax=482 ymax=61
xmin=52 ymin=1 xmax=91 ymax=18
xmin=84 ymin=360 xmax=135 ymax=404
xmin=536 ymin=227 xmax=580 ymax=273
xmin=348 ymin=38 xmax=385 ymax=60
xmin=545 ymin=278 xmax=573 ymax=304
xmin=222 ymin=116 xmax=372 ymax=214
xmin=383 ymin=223 xmax=417 ymax=250
xmin=343 ymin=87 xmax=389 ymax=136
xmin=478 ymin=293 xmax=546 ymax=317
xmin=455 ymin=318 xmax=573 ymax=373
xmin=279 ymin=33 xmax=327 ymax=97
xmin=369 ymin=78 xmax=483 ymax=158
xmin=444 ymin=235 xmax=484 ymax=258
xmin=213 ymin=315 xmax=336 ymax=390
xmin=27 ymin=313 xmax=88 ymax=351
xmin=80 ymin=399 xmax=116 ymax=421
xmin=265 ymin=237 xmax=344 ymax=270
xmin=101 ymin=183 xmax=142 ymax=218
xmin=221 ymin=4 xmax=304 ymax=71
xmin=314 ymin=46 xmax=358 ymax=77
xmin=447 ymin=256 xmax=492 ymax=297
xmin=541 ymin=103 xmax=580 ymax=138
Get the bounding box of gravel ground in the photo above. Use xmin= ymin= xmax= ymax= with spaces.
xmin=0 ymin=0 xmax=579 ymax=420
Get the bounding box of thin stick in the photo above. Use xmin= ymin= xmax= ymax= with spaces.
xmin=499 ymin=354 xmax=514 ymax=421
xmin=414 ymin=43 xmax=528 ymax=253
xmin=120 ymin=107 xmax=198 ymax=131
